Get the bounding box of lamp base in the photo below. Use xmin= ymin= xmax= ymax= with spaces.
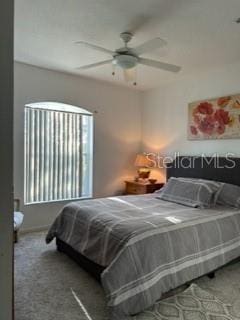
xmin=138 ymin=169 xmax=150 ymax=179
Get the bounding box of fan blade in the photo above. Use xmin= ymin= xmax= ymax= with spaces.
xmin=123 ymin=68 xmax=136 ymax=82
xmin=139 ymin=58 xmax=181 ymax=73
xmin=134 ymin=38 xmax=167 ymax=56
xmin=76 ymin=59 xmax=113 ymax=70
xmin=75 ymin=41 xmax=114 ymax=55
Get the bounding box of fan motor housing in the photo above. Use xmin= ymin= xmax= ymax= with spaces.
xmin=113 ymin=54 xmax=138 ymax=69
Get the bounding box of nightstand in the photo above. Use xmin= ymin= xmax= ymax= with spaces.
xmin=125 ymin=181 xmax=164 ymax=195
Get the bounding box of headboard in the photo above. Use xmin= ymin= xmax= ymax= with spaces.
xmin=167 ymin=156 xmax=240 ymax=186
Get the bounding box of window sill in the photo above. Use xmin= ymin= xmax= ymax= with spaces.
xmin=24 ymin=195 xmax=93 ymax=206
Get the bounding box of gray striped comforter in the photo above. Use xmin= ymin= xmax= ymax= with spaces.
xmin=46 ymin=194 xmax=240 ymax=319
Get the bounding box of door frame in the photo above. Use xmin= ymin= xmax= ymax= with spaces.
xmin=0 ymin=0 xmax=14 ymax=319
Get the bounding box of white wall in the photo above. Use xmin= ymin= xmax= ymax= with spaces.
xmin=0 ymin=0 xmax=13 ymax=319
xmin=14 ymin=62 xmax=141 ymax=231
xmin=141 ymin=61 xmax=240 ymax=181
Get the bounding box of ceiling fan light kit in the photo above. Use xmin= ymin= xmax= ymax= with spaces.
xmin=113 ymin=55 xmax=138 ymax=69
xmin=76 ymin=32 xmax=181 ymax=86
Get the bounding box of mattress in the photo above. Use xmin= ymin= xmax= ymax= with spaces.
xmin=46 ymin=194 xmax=240 ymax=319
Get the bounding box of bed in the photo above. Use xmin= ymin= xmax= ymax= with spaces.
xmin=46 ymin=156 xmax=240 ymax=319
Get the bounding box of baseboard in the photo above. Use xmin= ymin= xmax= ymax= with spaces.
xmin=20 ymin=224 xmax=50 ymax=235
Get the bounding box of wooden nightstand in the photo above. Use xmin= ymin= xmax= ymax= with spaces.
xmin=125 ymin=181 xmax=164 ymax=195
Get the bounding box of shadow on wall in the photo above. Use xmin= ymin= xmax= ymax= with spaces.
xmin=93 ymin=125 xmax=141 ymax=197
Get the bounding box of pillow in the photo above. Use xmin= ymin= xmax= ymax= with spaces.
xmin=155 ymin=177 xmax=221 ymax=194
xmin=215 ymin=183 xmax=240 ymax=208
xmin=175 ymin=177 xmax=221 ymax=190
xmin=156 ymin=177 xmax=219 ymax=208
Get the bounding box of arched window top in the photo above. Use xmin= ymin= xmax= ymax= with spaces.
xmin=25 ymin=102 xmax=92 ymax=115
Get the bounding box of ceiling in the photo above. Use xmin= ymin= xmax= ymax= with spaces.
xmin=15 ymin=0 xmax=240 ymax=91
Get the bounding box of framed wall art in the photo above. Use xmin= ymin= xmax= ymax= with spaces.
xmin=188 ymin=94 xmax=240 ymax=140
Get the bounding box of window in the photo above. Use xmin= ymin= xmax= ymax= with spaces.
xmin=24 ymin=102 xmax=93 ymax=204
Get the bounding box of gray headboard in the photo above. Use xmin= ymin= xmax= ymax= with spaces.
xmin=167 ymin=156 xmax=240 ymax=186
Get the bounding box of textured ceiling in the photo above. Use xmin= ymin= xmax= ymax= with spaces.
xmin=15 ymin=0 xmax=240 ymax=90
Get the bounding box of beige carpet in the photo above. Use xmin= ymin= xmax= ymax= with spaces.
xmin=15 ymin=232 xmax=240 ymax=320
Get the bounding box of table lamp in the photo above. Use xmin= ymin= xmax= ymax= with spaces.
xmin=134 ymin=153 xmax=151 ymax=180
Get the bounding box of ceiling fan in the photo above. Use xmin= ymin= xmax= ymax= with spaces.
xmin=76 ymin=32 xmax=181 ymax=85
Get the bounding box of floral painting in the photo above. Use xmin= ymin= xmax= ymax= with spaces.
xmin=188 ymin=94 xmax=240 ymax=140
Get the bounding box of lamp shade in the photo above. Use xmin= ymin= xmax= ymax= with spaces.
xmin=134 ymin=154 xmax=151 ymax=167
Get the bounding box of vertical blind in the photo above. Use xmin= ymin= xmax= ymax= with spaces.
xmin=24 ymin=105 xmax=93 ymax=204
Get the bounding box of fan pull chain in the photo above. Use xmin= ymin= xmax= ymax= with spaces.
xmin=112 ymin=63 xmax=116 ymax=76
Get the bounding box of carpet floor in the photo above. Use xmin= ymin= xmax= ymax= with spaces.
xmin=15 ymin=232 xmax=240 ymax=320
